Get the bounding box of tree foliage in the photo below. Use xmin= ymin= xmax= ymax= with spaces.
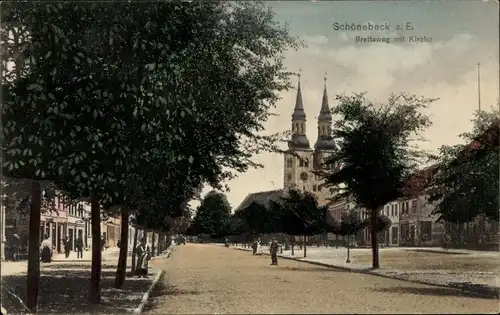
xmin=190 ymin=191 xmax=232 ymax=238
xmin=318 ymin=93 xmax=433 ymax=268
xmin=1 ymin=0 xmax=300 ymax=308
xmin=430 ymin=108 xmax=499 ymax=222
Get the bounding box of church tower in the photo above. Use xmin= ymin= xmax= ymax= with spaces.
xmin=288 ymin=74 xmax=310 ymax=150
xmin=314 ymin=74 xmax=337 ymax=152
xmin=284 ymin=74 xmax=313 ymax=190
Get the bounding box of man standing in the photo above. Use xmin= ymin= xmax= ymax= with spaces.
xmin=269 ymin=239 xmax=279 ymax=265
xmin=75 ymin=236 xmax=84 ymax=259
xmin=63 ymin=236 xmax=71 ymax=258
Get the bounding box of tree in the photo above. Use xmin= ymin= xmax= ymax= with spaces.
xmin=190 ymin=191 xmax=232 ymax=239
xmin=3 ymin=1 xmax=299 ymax=308
xmin=278 ymin=189 xmax=325 ymax=257
xmin=318 ymin=93 xmax=434 ymax=269
xmin=337 ymin=209 xmax=367 ymax=263
xmin=430 ymin=108 xmax=499 ymax=223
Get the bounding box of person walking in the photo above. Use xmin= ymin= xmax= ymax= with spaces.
xmin=63 ymin=236 xmax=71 ymax=258
xmin=75 ymin=236 xmax=84 ymax=259
xmin=269 ymin=238 xmax=279 ymax=265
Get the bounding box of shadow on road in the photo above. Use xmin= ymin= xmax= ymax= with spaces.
xmin=143 ymin=274 xmax=203 ymax=313
xmin=373 ymin=285 xmax=498 ymax=300
xmin=1 ymin=263 xmax=152 ymax=314
xmin=278 ymin=266 xmax=350 ymax=273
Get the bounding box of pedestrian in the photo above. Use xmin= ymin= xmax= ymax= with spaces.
xmin=63 ymin=236 xmax=71 ymax=258
xmin=269 ymin=238 xmax=279 ymax=265
xmin=75 ymin=236 xmax=84 ymax=258
xmin=11 ymin=233 xmax=20 ymax=261
xmin=117 ymin=238 xmax=121 ymax=248
xmin=256 ymin=239 xmax=263 ymax=255
xmin=100 ymin=235 xmax=106 ymax=252
xmin=40 ymin=234 xmax=53 ymax=263
xmin=251 ymin=240 xmax=257 ymax=255
xmin=135 ymin=239 xmax=151 ymax=278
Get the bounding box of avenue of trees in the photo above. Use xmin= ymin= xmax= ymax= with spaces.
xmin=1 ymin=1 xmax=299 ymax=312
xmin=189 ymin=189 xmax=391 ymax=260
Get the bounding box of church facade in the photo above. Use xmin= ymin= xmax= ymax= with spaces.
xmin=283 ymin=76 xmax=338 ymax=207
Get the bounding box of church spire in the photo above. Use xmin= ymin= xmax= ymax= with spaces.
xmin=318 ymin=71 xmax=332 ymax=122
xmin=314 ymin=70 xmax=337 ymax=152
xmin=291 ymin=70 xmax=306 ymax=120
xmin=288 ymin=70 xmax=310 ymax=150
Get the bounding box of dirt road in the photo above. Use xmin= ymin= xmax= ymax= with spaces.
xmin=144 ymin=243 xmax=499 ymax=314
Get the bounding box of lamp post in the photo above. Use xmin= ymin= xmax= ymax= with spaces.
xmin=1 ymin=193 xmax=6 ymax=260
xmin=300 ymin=172 xmax=308 ymax=258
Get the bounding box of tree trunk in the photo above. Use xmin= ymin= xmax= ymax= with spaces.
xmin=89 ymin=196 xmax=102 ymax=304
xmin=370 ymin=208 xmax=380 ymax=269
xmin=291 ymin=242 xmax=295 ymax=256
xmin=303 ymin=236 xmax=307 ymax=258
xmin=151 ymin=231 xmax=156 ymax=257
xmin=26 ymin=180 xmax=41 ymax=313
xmin=114 ymin=207 xmax=129 ymax=288
xmin=131 ymin=226 xmax=139 ymax=273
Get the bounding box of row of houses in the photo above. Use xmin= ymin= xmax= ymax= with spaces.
xmin=0 ymin=192 xmax=137 ymax=260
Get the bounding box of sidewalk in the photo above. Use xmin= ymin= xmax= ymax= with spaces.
xmin=231 ymin=245 xmax=499 ymax=298
xmin=1 ymin=246 xmax=175 ymax=314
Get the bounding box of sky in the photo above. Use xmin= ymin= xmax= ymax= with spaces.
xmin=195 ymin=0 xmax=500 ymax=210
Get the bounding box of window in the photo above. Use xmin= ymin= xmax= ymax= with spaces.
xmin=330 ymin=187 xmax=335 ymax=194
xmin=312 ymin=185 xmax=317 ymax=192
xmin=411 ymin=200 xmax=417 ymax=213
xmin=395 ymin=208 xmax=398 ymax=217
xmin=286 ymin=158 xmax=293 ymax=168
xmin=318 ymin=186 xmax=322 ymax=192
xmin=287 ymin=173 xmax=292 ymax=182
xmin=299 ymin=159 xmax=304 ymax=167
xmin=304 ymin=158 xmax=309 ymax=168
xmin=300 ymin=124 xmax=304 ymax=134
xmin=391 ymin=205 xmax=394 ymax=217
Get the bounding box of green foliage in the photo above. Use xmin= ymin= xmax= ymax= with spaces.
xmin=319 ymin=93 xmax=434 ymax=212
xmin=2 ymin=1 xmax=299 ymax=223
xmin=190 ymin=191 xmax=232 ymax=238
xmin=278 ymin=189 xmax=326 ymax=236
xmin=430 ymin=108 xmax=499 ymax=222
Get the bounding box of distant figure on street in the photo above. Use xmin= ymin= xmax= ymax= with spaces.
xmin=269 ymin=239 xmax=279 ymax=265
xmin=63 ymin=236 xmax=71 ymax=258
xmin=256 ymin=239 xmax=263 ymax=255
xmin=100 ymin=235 xmax=106 ymax=252
xmin=40 ymin=234 xmax=52 ymax=263
xmin=11 ymin=233 xmax=20 ymax=261
xmin=252 ymin=240 xmax=257 ymax=255
xmin=135 ymin=239 xmax=151 ymax=278
xmin=117 ymin=238 xmax=121 ymax=248
xmin=75 ymin=236 xmax=84 ymax=258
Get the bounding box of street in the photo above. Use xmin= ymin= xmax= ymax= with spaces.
xmin=145 ymin=244 xmax=498 ymax=314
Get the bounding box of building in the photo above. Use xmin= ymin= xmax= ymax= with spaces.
xmin=66 ymin=199 xmax=90 ymax=250
xmin=41 ymin=195 xmax=68 ymax=254
xmin=283 ymin=74 xmax=338 ymax=206
xmin=381 ymin=201 xmax=400 ymax=246
xmin=102 ymin=215 xmax=121 ymax=249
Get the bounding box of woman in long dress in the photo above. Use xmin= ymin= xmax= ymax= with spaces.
xmin=256 ymin=239 xmax=262 ymax=255
xmin=135 ymin=240 xmax=150 ymax=278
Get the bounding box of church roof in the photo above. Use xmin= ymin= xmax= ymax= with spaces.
xmin=289 ymin=134 xmax=311 ymax=150
xmin=314 ymin=136 xmax=338 ymax=151
xmin=234 ymin=189 xmax=284 ymax=212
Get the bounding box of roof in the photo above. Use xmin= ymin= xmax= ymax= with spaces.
xmin=402 ymin=163 xmax=440 ymax=197
xmin=234 ymin=189 xmax=284 ymax=212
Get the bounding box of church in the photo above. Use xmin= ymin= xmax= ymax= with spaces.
xmin=235 ymin=74 xmax=340 ymax=212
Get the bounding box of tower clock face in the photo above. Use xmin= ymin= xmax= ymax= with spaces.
xmin=300 ymin=172 xmax=308 ymax=182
